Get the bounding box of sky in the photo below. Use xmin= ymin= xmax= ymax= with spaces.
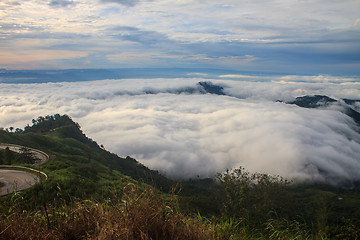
xmin=1 ymin=0 xmax=360 ymax=74
xmin=1 ymin=76 xmax=360 ymax=185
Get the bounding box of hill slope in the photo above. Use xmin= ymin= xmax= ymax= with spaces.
xmin=0 ymin=114 xmax=173 ymax=201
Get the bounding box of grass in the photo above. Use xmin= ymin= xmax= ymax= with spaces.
xmin=4 ymin=183 xmax=354 ymax=240
xmin=0 ymin=185 xmax=214 ymax=240
xmin=1 ymin=159 xmax=359 ymax=239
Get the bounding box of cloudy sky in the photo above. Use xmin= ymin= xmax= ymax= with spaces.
xmin=1 ymin=0 xmax=360 ymax=74
xmin=1 ymin=1 xmax=360 ymax=186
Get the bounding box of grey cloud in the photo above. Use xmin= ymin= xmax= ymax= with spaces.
xmin=49 ymin=0 xmax=76 ymax=8
xmin=100 ymin=0 xmax=147 ymax=7
xmin=2 ymin=1 xmax=21 ymax=6
xmin=0 ymin=23 xmax=90 ymax=41
xmin=109 ymin=26 xmax=172 ymax=46
xmin=0 ymin=23 xmax=44 ymax=33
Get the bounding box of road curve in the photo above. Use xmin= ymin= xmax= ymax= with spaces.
xmin=0 ymin=169 xmax=40 ymax=196
xmin=0 ymin=144 xmax=49 ymax=196
xmin=0 ymin=144 xmax=49 ymax=165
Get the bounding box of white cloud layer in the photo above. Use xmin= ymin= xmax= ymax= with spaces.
xmin=1 ymin=77 xmax=360 ymax=186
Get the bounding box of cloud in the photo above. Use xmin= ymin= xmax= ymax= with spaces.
xmin=48 ymin=0 xmax=76 ymax=8
xmin=100 ymin=0 xmax=148 ymax=7
xmin=108 ymin=25 xmax=172 ymax=46
xmin=1 ymin=0 xmax=359 ymax=72
xmin=0 ymin=77 xmax=360 ymax=186
xmin=219 ymin=74 xmax=258 ymax=79
xmin=0 ymin=50 xmax=87 ymax=65
xmin=186 ymin=72 xmax=208 ymax=77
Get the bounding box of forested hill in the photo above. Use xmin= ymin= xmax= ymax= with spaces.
xmin=0 ymin=114 xmax=173 ymax=198
xmin=23 ymin=114 xmax=100 ymax=147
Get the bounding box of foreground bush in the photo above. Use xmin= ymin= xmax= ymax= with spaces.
xmin=1 ymin=168 xmax=359 ymax=240
xmin=0 ymin=185 xmax=214 ymax=240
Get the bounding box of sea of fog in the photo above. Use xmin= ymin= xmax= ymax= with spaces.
xmin=1 ymin=69 xmax=360 ymax=186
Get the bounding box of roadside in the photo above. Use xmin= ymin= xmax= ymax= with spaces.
xmin=0 ymin=169 xmax=40 ymax=196
xmin=0 ymin=144 xmax=49 ymax=196
xmin=0 ymin=143 xmax=49 ymax=165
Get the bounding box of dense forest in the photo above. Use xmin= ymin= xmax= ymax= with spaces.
xmin=0 ymin=114 xmax=359 ymax=239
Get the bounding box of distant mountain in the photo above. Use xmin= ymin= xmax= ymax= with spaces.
xmin=287 ymin=95 xmax=337 ymax=108
xmin=342 ymin=99 xmax=360 ymax=105
xmin=0 ymin=68 xmax=269 ymax=84
xmin=141 ymin=81 xmax=226 ymax=96
xmin=288 ymin=95 xmax=360 ymax=126
xmin=197 ymin=81 xmax=225 ymax=95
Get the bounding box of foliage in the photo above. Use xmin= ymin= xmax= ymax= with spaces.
xmin=265 ymin=218 xmax=312 ymax=240
xmin=25 ymin=114 xmax=79 ymax=133
xmin=19 ymin=147 xmax=38 ymax=164
xmin=5 ymin=147 xmax=14 ymax=165
xmin=217 ymin=167 xmax=291 ymax=229
xmin=178 ymin=178 xmax=222 ymax=216
xmin=216 ymin=167 xmax=360 ymax=239
xmin=0 ymin=186 xmax=214 ymax=240
xmin=0 ymin=147 xmax=38 ymax=165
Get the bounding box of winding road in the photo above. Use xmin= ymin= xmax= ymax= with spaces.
xmin=0 ymin=144 xmax=48 ymax=196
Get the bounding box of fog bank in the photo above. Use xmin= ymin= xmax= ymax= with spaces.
xmin=1 ymin=77 xmax=360 ymax=185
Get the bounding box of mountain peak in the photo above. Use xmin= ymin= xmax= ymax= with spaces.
xmin=287 ymin=95 xmax=360 ymax=126
xmin=288 ymin=95 xmax=337 ymax=108
xmin=197 ymin=81 xmax=225 ymax=95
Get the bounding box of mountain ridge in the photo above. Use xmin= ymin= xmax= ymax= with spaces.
xmin=287 ymin=95 xmax=360 ymax=126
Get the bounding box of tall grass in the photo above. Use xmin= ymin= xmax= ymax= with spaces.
xmin=0 ymin=185 xmax=214 ymax=240
xmin=1 ymin=169 xmax=359 ymax=239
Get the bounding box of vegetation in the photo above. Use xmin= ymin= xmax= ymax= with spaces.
xmin=1 ymin=114 xmax=173 ymax=198
xmin=0 ymin=147 xmax=38 ymax=165
xmin=0 ymin=186 xmax=214 ymax=240
xmin=215 ymin=168 xmax=360 ymax=239
xmin=0 ymin=114 xmax=359 ymax=239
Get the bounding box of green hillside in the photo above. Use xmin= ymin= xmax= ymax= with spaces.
xmin=1 ymin=114 xmax=360 ymax=239
xmin=0 ymin=114 xmax=173 ymax=201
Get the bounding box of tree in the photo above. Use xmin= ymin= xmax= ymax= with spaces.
xmin=217 ymin=167 xmax=291 ymax=228
xmin=0 ymin=150 xmax=3 ymax=164
xmin=15 ymin=128 xmax=23 ymax=133
xmin=24 ymin=124 xmax=30 ymax=132
xmin=20 ymin=147 xmax=37 ymax=164
xmin=5 ymin=147 xmax=13 ymax=165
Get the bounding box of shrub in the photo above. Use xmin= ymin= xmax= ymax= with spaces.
xmin=217 ymin=167 xmax=291 ymax=231
xmin=0 ymin=185 xmax=214 ymax=240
